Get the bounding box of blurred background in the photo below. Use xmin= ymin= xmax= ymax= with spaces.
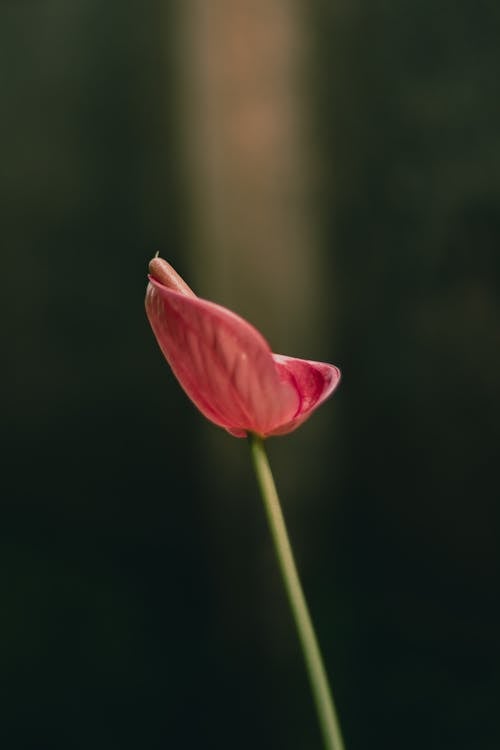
xmin=2 ymin=1 xmax=499 ymax=748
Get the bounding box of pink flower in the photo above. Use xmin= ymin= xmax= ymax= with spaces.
xmin=145 ymin=257 xmax=341 ymax=438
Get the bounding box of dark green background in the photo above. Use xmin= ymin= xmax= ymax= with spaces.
xmin=2 ymin=2 xmax=499 ymax=748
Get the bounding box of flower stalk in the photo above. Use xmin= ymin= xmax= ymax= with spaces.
xmin=248 ymin=433 xmax=345 ymax=750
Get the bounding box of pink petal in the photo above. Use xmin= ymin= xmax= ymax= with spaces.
xmin=145 ymin=278 xmax=301 ymax=436
xmin=146 ymin=257 xmax=341 ymax=438
xmin=267 ymin=355 xmax=341 ymax=436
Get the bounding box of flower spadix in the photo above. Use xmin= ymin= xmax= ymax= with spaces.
xmin=145 ymin=257 xmax=341 ymax=438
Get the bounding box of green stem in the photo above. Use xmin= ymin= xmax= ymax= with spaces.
xmin=248 ymin=433 xmax=345 ymax=750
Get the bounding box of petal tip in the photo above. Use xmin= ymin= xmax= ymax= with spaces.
xmin=148 ymin=257 xmax=195 ymax=296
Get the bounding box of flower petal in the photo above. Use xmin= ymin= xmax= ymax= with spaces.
xmin=145 ymin=278 xmax=300 ymax=436
xmin=267 ymin=355 xmax=341 ymax=436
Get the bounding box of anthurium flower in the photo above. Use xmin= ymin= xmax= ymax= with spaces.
xmin=145 ymin=257 xmax=341 ymax=438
